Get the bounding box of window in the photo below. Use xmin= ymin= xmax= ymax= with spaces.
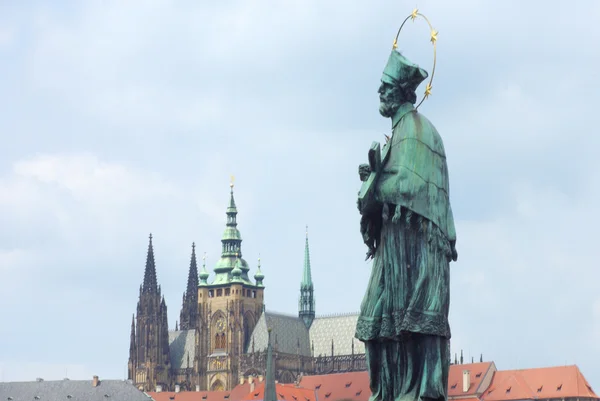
xmin=217 ymin=289 xmax=223 ymax=297
xmin=215 ymin=333 xmax=226 ymax=349
xmin=209 ymin=290 xmax=214 ymax=298
xmin=225 ymin=288 xmax=231 ymax=296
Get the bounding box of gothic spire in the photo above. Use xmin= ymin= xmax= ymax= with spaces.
xmin=129 ymin=314 xmax=136 ymax=355
xmin=180 ymin=243 xmax=200 ymax=330
xmin=142 ymin=233 xmax=158 ymax=293
xmin=299 ymin=226 xmax=315 ymax=329
xmin=264 ymin=329 xmax=277 ymax=401
xmin=302 ymin=226 xmax=313 ymax=288
xmin=186 ymin=243 xmax=199 ymax=296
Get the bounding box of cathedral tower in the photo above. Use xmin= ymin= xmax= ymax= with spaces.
xmin=197 ymin=180 xmax=265 ymax=391
xmin=128 ymin=234 xmax=171 ymax=392
xmin=299 ymin=227 xmax=315 ymax=328
xmin=179 ymin=243 xmax=199 ymax=330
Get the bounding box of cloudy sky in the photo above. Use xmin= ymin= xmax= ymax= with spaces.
xmin=1 ymin=0 xmax=600 ymax=387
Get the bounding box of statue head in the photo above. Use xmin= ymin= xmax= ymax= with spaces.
xmin=378 ymin=50 xmax=428 ymax=117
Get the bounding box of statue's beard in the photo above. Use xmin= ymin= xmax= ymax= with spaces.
xmin=379 ymin=100 xmax=400 ymax=118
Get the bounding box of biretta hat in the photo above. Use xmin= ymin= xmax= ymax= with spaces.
xmin=381 ymin=49 xmax=428 ymax=92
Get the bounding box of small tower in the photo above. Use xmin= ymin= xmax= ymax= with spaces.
xmin=254 ymin=256 xmax=264 ymax=287
xmin=180 ymin=243 xmax=199 ymax=330
xmin=299 ymin=226 xmax=315 ymax=329
xmin=199 ymin=252 xmax=209 ymax=286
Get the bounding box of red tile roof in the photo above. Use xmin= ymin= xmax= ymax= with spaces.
xmin=298 ymin=371 xmax=370 ymax=401
xmin=448 ymin=362 xmax=496 ymax=398
xmin=482 ymin=365 xmax=598 ymax=401
xmin=149 ymin=382 xmax=251 ymax=401
xmin=240 ymin=382 xmax=316 ymax=401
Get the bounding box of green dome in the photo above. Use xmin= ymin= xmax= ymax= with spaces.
xmin=232 ymin=257 xmax=243 ymax=281
xmin=214 ymin=256 xmax=249 ymax=272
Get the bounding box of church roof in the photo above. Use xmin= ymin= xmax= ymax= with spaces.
xmin=248 ymin=311 xmax=311 ymax=355
xmin=310 ymin=313 xmax=365 ymax=356
xmin=169 ymin=329 xmax=196 ymax=370
xmin=0 ymin=379 xmax=150 ymax=401
xmin=247 ymin=311 xmax=365 ymax=357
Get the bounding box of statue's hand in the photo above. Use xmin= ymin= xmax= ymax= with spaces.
xmin=451 ymin=241 xmax=458 ymax=262
xmin=358 ymin=164 xmax=370 ymax=182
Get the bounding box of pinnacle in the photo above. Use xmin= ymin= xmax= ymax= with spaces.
xmin=142 ymin=233 xmax=158 ymax=294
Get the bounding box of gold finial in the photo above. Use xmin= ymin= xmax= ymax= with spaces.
xmin=392 ymin=38 xmax=398 ymax=49
xmin=230 ymin=175 xmax=235 ymax=189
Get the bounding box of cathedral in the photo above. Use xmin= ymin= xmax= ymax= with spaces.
xmin=127 ymin=183 xmax=366 ymax=392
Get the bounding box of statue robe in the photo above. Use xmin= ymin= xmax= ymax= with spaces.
xmin=355 ymin=102 xmax=456 ymax=401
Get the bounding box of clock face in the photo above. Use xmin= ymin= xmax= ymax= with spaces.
xmin=216 ymin=318 xmax=226 ymax=332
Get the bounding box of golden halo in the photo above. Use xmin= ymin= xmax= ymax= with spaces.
xmin=392 ymin=9 xmax=437 ymax=109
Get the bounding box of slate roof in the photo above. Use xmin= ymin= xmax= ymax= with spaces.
xmin=0 ymin=379 xmax=152 ymax=401
xmin=169 ymin=329 xmax=196 ymax=370
xmin=247 ymin=311 xmax=364 ymax=357
xmin=248 ymin=312 xmax=311 ymax=355
xmin=310 ymin=313 xmax=364 ymax=356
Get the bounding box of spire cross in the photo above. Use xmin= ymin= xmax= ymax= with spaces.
xmin=230 ymin=175 xmax=235 ymax=190
xmin=149 ymin=233 xmax=153 ymax=240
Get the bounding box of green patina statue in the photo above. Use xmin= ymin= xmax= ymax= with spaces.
xmin=355 ymin=48 xmax=458 ymax=401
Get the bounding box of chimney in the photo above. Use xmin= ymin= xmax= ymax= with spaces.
xmin=462 ymin=370 xmax=471 ymax=393
xmin=36 ymin=378 xmax=43 ymax=382
xmin=258 ymin=375 xmax=264 ymax=382
xmin=240 ymin=377 xmax=245 ymax=385
xmin=175 ymin=385 xmax=181 ymax=393
xmin=92 ymin=376 xmax=99 ymax=387
xmin=156 ymin=385 xmax=162 ymax=393
xmin=250 ymin=381 xmax=255 ymax=393
xmin=196 ymin=385 xmax=200 ymax=392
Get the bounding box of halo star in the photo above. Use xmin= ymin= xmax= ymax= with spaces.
xmin=411 ymin=8 xmax=419 ymax=21
xmin=430 ymin=29 xmax=438 ymax=44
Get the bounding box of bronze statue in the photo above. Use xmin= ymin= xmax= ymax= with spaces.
xmin=355 ymin=11 xmax=458 ymax=401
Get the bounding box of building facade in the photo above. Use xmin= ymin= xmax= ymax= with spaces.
xmin=127 ymin=183 xmax=367 ymax=392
